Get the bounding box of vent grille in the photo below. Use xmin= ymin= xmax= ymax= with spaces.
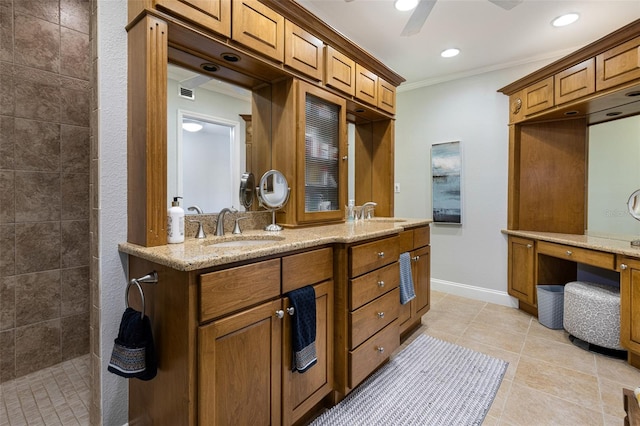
xmin=179 ymin=86 xmax=195 ymax=100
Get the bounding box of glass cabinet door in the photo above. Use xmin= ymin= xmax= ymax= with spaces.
xmin=297 ymin=82 xmax=346 ymax=223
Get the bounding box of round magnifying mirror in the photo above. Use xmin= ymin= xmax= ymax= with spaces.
xmin=628 ymin=189 xmax=640 ymax=220
xmin=239 ymin=172 xmax=255 ymax=210
xmin=257 ymin=170 xmax=290 ymax=231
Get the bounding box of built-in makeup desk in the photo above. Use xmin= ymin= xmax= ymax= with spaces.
xmin=503 ymin=229 xmax=640 ymax=368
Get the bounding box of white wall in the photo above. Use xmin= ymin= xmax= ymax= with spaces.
xmin=394 ymin=60 xmax=555 ymax=305
xmin=97 ymin=1 xmax=129 ymax=425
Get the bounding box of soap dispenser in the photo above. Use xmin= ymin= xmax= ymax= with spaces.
xmin=168 ymin=196 xmax=185 ymax=244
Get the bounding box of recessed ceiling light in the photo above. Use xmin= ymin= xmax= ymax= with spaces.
xmin=182 ymin=122 xmax=203 ymax=132
xmin=441 ymin=48 xmax=460 ymax=58
xmin=394 ymin=0 xmax=418 ymax=12
xmin=552 ymin=13 xmax=579 ymax=27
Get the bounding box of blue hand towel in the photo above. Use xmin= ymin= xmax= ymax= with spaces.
xmin=399 ymin=252 xmax=416 ymax=305
xmin=286 ymin=286 xmax=317 ymax=373
xmin=108 ymin=307 xmax=157 ymax=381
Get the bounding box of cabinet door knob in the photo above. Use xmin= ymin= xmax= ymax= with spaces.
xmin=377 ymin=346 xmax=384 ymax=353
xmin=377 ymin=280 xmax=385 ymax=288
xmin=566 ymin=250 xmax=573 ymax=256
xmin=621 ymin=263 xmax=628 ymax=270
xmin=412 ymin=255 xmax=420 ymax=262
xmin=377 ymin=312 xmax=385 ymax=319
xmin=286 ymin=307 xmax=295 ymax=316
xmin=342 ymin=155 xmax=348 ymax=160
xmin=526 ymin=244 xmax=533 ymax=249
xmin=275 ymin=310 xmax=284 ymax=319
xmin=378 ymin=252 xmax=385 ymax=258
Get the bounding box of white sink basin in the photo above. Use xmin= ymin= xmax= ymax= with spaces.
xmin=205 ymin=236 xmax=284 ymax=248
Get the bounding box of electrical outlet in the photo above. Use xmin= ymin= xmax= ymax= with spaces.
xmin=394 ymin=183 xmax=400 ymax=193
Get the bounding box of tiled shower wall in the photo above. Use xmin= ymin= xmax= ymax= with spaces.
xmin=0 ymin=0 xmax=91 ymax=382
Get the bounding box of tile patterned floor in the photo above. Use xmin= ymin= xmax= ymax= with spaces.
xmin=415 ymin=290 xmax=640 ymax=426
xmin=0 ymin=355 xmax=89 ymax=426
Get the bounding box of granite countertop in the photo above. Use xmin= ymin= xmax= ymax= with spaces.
xmin=502 ymin=229 xmax=640 ymax=257
xmin=119 ymin=218 xmax=431 ymax=271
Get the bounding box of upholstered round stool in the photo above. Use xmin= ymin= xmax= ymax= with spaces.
xmin=563 ymin=281 xmax=623 ymax=351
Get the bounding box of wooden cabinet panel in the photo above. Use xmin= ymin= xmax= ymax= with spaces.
xmin=199 ymin=258 xmax=280 ymax=321
xmin=523 ymin=76 xmax=554 ymax=115
xmin=555 ymin=58 xmax=595 ymax=104
xmin=596 ymin=36 xmax=640 ymax=91
xmin=619 ymin=256 xmax=640 ymax=354
xmin=282 ymin=281 xmax=333 ymax=425
xmin=413 ymin=226 xmax=430 ymax=248
xmin=155 ymin=0 xmax=231 ymax=37
xmin=282 ymin=247 xmax=333 ymax=293
xmin=509 ymin=90 xmax=525 ymax=124
xmin=355 ymin=63 xmax=378 ymax=106
xmin=377 ymin=77 xmax=396 ymax=114
xmin=412 ymin=245 xmax=430 ymax=314
xmin=350 ymin=262 xmax=399 ymax=310
xmin=537 ymin=241 xmax=615 ymax=270
xmin=284 ymin=20 xmax=324 ymax=81
xmin=232 ymin=0 xmax=284 ymax=62
xmin=349 ymin=235 xmax=399 ymax=277
xmin=199 ymin=299 xmax=282 ymax=426
xmin=508 ymin=236 xmax=535 ymax=305
xmin=348 ymin=321 xmax=399 ymax=388
xmin=349 ymin=288 xmax=399 ymax=349
xmin=324 ymin=45 xmax=356 ymax=96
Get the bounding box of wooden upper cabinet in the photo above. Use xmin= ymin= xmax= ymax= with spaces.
xmin=355 ymin=63 xmax=378 ymax=106
xmin=596 ymin=35 xmax=640 ymax=91
xmin=324 ymin=45 xmax=356 ymax=96
xmin=554 ymin=58 xmax=595 ymax=105
xmin=232 ymin=0 xmax=284 ymax=62
xmin=284 ymin=20 xmax=324 ymax=81
xmin=377 ymin=77 xmax=396 ymax=114
xmin=523 ymin=76 xmax=554 ymax=115
xmin=154 ymin=0 xmax=231 ymax=37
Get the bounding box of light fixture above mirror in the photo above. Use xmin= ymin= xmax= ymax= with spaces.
xmin=182 ymin=122 xmax=203 ymax=132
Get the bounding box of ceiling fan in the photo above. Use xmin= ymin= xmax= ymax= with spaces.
xmin=345 ymin=0 xmax=524 ymax=37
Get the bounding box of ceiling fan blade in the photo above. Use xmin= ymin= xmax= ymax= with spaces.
xmin=488 ymin=0 xmax=523 ymax=11
xmin=400 ymin=0 xmax=437 ymax=37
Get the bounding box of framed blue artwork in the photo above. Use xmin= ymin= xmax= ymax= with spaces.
xmin=431 ymin=141 xmax=462 ymax=224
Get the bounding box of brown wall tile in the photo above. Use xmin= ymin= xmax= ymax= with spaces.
xmin=0 ymin=171 xmax=15 ymax=223
xmin=0 ymin=225 xmax=15 ymax=277
xmin=61 ymin=266 xmax=89 ymax=316
xmin=14 ymin=118 xmax=60 ymax=171
xmin=15 ymin=270 xmax=60 ymax=326
xmin=60 ymin=87 xmax=90 ymax=126
xmin=14 ymin=14 xmax=60 ymax=73
xmin=61 ymin=220 xmax=89 ymax=268
xmin=0 ymin=70 xmax=14 ymax=116
xmin=0 ymin=276 xmax=15 ymax=330
xmin=62 ymin=173 xmax=89 ymax=220
xmin=0 ymin=330 xmax=15 ymax=381
xmin=14 ymin=0 xmax=60 ymax=24
xmin=0 ymin=1 xmax=13 ymax=63
xmin=61 ymin=27 xmax=89 ymax=80
xmin=61 ymin=312 xmax=89 ymax=360
xmin=61 ymin=0 xmax=90 ymax=34
xmin=15 ymin=319 xmax=61 ymax=376
xmin=61 ymin=125 xmax=89 ymax=173
xmin=15 ymin=171 xmax=60 ymax=221
xmin=15 ymin=222 xmax=60 ymax=274
xmin=0 ymin=115 xmax=15 ymax=169
xmin=14 ymin=78 xmax=60 ymax=122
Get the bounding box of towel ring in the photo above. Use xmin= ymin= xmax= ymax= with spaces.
xmin=125 ymin=272 xmax=158 ymax=320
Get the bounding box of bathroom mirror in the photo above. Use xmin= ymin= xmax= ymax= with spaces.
xmin=257 ymin=170 xmax=290 ymax=231
xmin=587 ymin=115 xmax=640 ymax=238
xmin=167 ymin=62 xmax=270 ymax=213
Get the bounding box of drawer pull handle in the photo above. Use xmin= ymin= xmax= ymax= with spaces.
xmin=412 ymin=255 xmax=420 ymax=262
xmin=377 ymin=252 xmax=385 ymax=258
xmin=526 ymin=244 xmax=532 ymax=249
xmin=377 ymin=346 xmax=384 ymax=353
xmin=621 ymin=263 xmax=628 ymax=270
xmin=275 ymin=310 xmax=284 ymax=319
xmin=378 ymin=280 xmax=385 ymax=288
xmin=377 ymin=312 xmax=385 ymax=319
xmin=566 ymin=250 xmax=572 ymax=256
xmin=286 ymin=307 xmax=295 ymax=316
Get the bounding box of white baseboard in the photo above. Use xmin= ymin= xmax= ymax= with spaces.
xmin=431 ymin=278 xmax=519 ymax=308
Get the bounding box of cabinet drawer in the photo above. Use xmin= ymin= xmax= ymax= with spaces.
xmin=413 ymin=226 xmax=430 ymax=248
xmin=349 ymin=236 xmax=399 ymax=277
xmin=349 ymin=288 xmax=399 ymax=349
xmin=537 ymin=241 xmax=615 ymax=270
xmin=284 ymin=20 xmax=324 ymax=81
xmin=554 ymin=58 xmax=595 ymax=104
xmin=350 ymin=262 xmax=399 ymax=310
xmin=232 ymin=0 xmax=284 ymax=62
xmin=596 ymin=36 xmax=640 ymax=91
xmin=398 ymin=230 xmax=414 ymax=253
xmin=523 ymin=76 xmax=554 ymax=115
xmin=348 ymin=321 xmax=399 ymax=388
xmin=282 ymin=247 xmax=333 ymax=293
xmin=199 ymin=258 xmax=281 ymax=322
xmin=355 ymin=63 xmax=378 ymax=106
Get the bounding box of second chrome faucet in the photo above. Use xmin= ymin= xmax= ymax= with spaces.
xmin=215 ymin=207 xmax=237 ymax=236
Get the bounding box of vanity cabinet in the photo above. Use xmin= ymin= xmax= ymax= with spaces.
xmin=619 ymin=256 xmax=640 ymax=357
xmin=507 ymin=236 xmax=536 ymax=307
xmin=272 ymin=79 xmax=347 ymax=226
xmin=231 ymin=0 xmax=285 ymax=62
xmin=154 ymin=0 xmax=231 ymax=37
xmin=398 ymin=226 xmax=431 ymax=336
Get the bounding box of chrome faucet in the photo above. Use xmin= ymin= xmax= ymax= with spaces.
xmin=215 ymin=207 xmax=237 ymax=236
xmin=187 ymin=206 xmax=206 ymax=239
xmin=360 ymin=201 xmax=377 ymax=220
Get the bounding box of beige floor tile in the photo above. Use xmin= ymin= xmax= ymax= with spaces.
xmin=599 ymin=377 xmax=632 ymax=418
xmin=527 ymin=319 xmax=573 ymax=344
xmin=522 ymin=334 xmax=597 ymax=375
xmin=473 ymin=303 xmax=533 ymax=335
xmin=462 ymin=321 xmax=527 ymax=354
xmin=596 ymin=354 xmax=640 ymax=388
